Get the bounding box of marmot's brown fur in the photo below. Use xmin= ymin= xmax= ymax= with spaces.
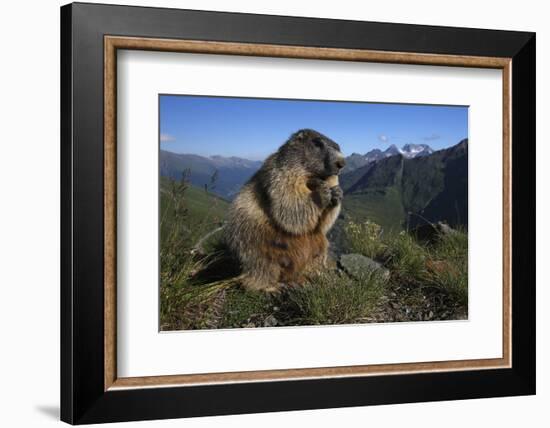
xmin=225 ymin=129 xmax=345 ymax=293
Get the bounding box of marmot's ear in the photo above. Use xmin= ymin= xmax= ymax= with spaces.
xmin=311 ymin=137 xmax=325 ymax=148
xmin=294 ymin=130 xmax=307 ymax=140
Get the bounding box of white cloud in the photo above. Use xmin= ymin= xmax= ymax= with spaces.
xmin=423 ymin=133 xmax=441 ymax=141
xmin=378 ymin=134 xmax=389 ymax=143
xmin=160 ymin=133 xmax=176 ymax=142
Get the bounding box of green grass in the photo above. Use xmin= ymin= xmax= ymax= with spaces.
xmin=215 ymin=269 xmax=388 ymax=328
xmin=344 ymin=220 xmax=386 ymax=260
xmin=385 ymin=232 xmax=427 ymax=280
xmin=282 ymin=270 xmax=387 ymax=325
xmin=424 ymin=228 xmax=468 ymax=306
xmin=160 ymin=176 xmax=228 ymax=241
xmin=159 ymin=175 xmax=232 ymax=330
xmin=388 ymin=228 xmax=468 ymax=307
xmin=345 ymin=219 xmax=468 ymax=310
xmin=219 ymin=289 xmax=274 ymax=328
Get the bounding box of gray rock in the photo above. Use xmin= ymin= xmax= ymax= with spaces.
xmin=437 ymin=222 xmax=456 ymax=236
xmin=263 ymin=315 xmax=278 ymax=328
xmin=242 ymin=322 xmax=256 ymax=328
xmin=411 ymin=221 xmax=457 ymax=243
xmin=339 ymin=253 xmax=390 ymax=280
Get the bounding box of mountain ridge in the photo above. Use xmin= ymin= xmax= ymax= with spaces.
xmin=160 ymin=150 xmax=262 ymax=199
xmin=340 ymin=139 xmax=468 ymax=231
xmin=160 ymin=138 xmax=467 ymax=229
xmin=342 ymin=143 xmax=434 ymax=173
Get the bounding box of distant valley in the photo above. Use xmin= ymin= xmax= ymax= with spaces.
xmin=160 ymin=150 xmax=262 ymax=199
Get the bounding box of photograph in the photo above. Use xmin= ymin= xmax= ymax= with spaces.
xmin=159 ymin=95 xmax=469 ymax=331
xmin=54 ymin=2 xmax=537 ymax=424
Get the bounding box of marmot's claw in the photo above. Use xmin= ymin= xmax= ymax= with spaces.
xmin=311 ymin=182 xmax=332 ymax=208
xmin=330 ymin=185 xmax=343 ymax=206
xmin=264 ymin=285 xmax=284 ymax=296
xmin=306 ymin=177 xmax=325 ymax=191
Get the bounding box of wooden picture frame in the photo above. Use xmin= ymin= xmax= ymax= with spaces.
xmin=61 ymin=2 xmax=535 ymax=424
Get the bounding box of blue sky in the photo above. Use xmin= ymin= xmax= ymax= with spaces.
xmin=160 ymin=95 xmax=468 ymax=160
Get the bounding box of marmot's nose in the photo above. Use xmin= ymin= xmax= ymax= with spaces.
xmin=335 ymin=158 xmax=346 ymax=170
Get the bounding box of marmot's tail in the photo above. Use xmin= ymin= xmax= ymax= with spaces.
xmin=195 ymin=274 xmax=246 ymax=298
xmin=191 ymin=224 xmax=226 ymax=257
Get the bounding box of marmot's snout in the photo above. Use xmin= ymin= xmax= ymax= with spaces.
xmin=325 ymin=150 xmax=346 ymax=176
xmin=335 ymin=157 xmax=346 ymax=171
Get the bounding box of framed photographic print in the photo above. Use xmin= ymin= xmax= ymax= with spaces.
xmin=60 ymin=2 xmax=536 ymax=424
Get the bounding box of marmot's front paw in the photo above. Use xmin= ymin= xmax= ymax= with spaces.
xmin=311 ymin=180 xmax=332 ymax=208
xmin=330 ymin=185 xmax=343 ymax=207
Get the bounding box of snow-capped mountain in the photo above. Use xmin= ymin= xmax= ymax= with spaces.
xmin=342 ymin=143 xmax=434 ymax=173
xmin=400 ymin=143 xmax=434 ymax=158
xmin=384 ymin=144 xmax=402 ymax=157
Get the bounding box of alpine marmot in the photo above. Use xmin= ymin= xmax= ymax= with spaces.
xmin=225 ymin=129 xmax=345 ymax=293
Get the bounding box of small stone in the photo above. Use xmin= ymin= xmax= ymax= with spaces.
xmin=338 ymin=253 xmax=390 ymax=280
xmin=412 ymin=221 xmax=457 ymax=243
xmin=263 ymin=315 xmax=278 ymax=327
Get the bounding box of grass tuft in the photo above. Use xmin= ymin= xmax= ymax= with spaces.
xmin=280 ymin=269 xmax=387 ymax=325
xmin=344 ymin=220 xmax=387 ymax=260
xmin=385 ymin=231 xmax=427 ymax=281
xmin=424 ymin=228 xmax=468 ymax=306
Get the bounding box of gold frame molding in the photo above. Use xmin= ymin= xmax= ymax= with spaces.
xmin=104 ymin=36 xmax=512 ymax=391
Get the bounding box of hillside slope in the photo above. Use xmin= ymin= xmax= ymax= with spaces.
xmin=160 ymin=177 xmax=229 ymax=245
xmin=340 ymin=139 xmax=468 ymax=231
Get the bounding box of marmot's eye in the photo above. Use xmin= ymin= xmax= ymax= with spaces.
xmin=312 ymin=137 xmax=325 ymax=148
